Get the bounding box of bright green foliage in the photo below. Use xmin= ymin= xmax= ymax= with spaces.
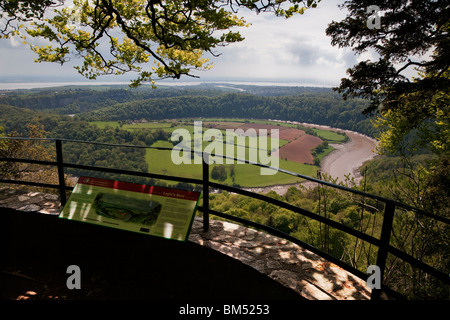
xmin=360 ymin=155 xmax=449 ymax=299
xmin=326 ymin=2 xmax=450 ymax=273
xmin=209 ymin=169 xmax=448 ymax=299
xmin=326 ymin=0 xmax=449 ymax=157
xmin=373 ymin=71 xmax=450 ymax=157
xmin=326 ymin=0 xmax=449 ymax=115
xmin=0 ymin=0 xmax=57 ymax=36
xmin=1 ymin=0 xmax=320 ymax=87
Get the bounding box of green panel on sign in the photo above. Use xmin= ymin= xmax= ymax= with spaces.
xmin=59 ymin=177 xmax=201 ymax=241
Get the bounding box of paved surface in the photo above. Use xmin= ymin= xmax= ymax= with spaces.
xmin=1 ymin=187 xmax=372 ymax=300
xmin=189 ymin=217 xmax=371 ymax=300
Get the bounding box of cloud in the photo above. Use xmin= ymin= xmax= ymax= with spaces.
xmin=198 ymin=0 xmax=355 ymax=85
xmin=0 ymin=0 xmax=358 ymax=86
xmin=8 ymin=36 xmax=21 ymax=48
xmin=0 ymin=40 xmax=81 ymax=80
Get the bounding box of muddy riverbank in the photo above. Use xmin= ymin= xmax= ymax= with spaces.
xmin=65 ymin=122 xmax=378 ymax=196
xmin=242 ymin=122 xmax=378 ymax=195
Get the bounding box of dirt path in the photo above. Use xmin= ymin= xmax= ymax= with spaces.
xmin=242 ymin=123 xmax=378 ymax=195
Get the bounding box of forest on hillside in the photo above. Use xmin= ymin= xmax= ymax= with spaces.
xmin=0 ymin=84 xmax=374 ymax=185
xmin=0 ymin=0 xmax=448 ymax=302
xmin=0 ymin=85 xmax=375 ymax=136
xmin=0 ymin=85 xmax=447 ymax=299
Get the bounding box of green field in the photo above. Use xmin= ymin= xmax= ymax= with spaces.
xmin=91 ymin=119 xmax=347 ymax=187
xmin=124 ymin=122 xmax=173 ymax=130
xmin=312 ymin=128 xmax=347 ymax=142
xmin=316 ymin=145 xmax=335 ymax=162
xmin=91 ymin=121 xmax=121 ymax=129
xmin=91 ymin=121 xmax=174 ymax=131
xmin=145 ymin=143 xmax=318 ymax=187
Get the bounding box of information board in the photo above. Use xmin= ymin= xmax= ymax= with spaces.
xmin=59 ymin=177 xmax=201 ymax=241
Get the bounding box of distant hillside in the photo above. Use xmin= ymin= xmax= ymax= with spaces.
xmin=0 ymin=85 xmax=218 ymax=115
xmin=0 ymin=85 xmax=376 ymax=136
xmin=0 ymin=104 xmax=61 ymax=133
xmin=77 ymin=91 xmax=375 ymax=136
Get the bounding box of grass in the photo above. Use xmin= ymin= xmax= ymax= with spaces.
xmin=312 ymin=128 xmax=347 ymax=142
xmin=233 ymin=160 xmax=318 ymax=187
xmin=171 ymin=126 xmax=289 ymax=149
xmin=90 ymin=121 xmax=121 ymax=129
xmin=91 ymin=121 xmax=175 ymax=131
xmin=145 ymin=140 xmax=319 ymax=187
xmin=122 ymin=122 xmax=174 ymax=130
xmin=91 ymin=119 xmax=344 ymax=187
xmin=247 ymin=119 xmax=297 ymax=128
xmin=145 ymin=140 xmax=201 ymax=179
xmin=315 ymin=145 xmax=335 ymax=162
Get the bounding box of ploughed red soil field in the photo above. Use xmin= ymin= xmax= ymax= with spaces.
xmin=238 ymin=123 xmax=286 ymax=131
xmin=206 ymin=122 xmax=290 ymax=136
xmin=277 ymin=128 xmax=305 ymax=141
xmin=274 ymin=135 xmax=323 ymax=164
xmin=199 ymin=122 xmax=322 ymax=164
xmin=206 ymin=122 xmax=305 ymax=139
xmin=205 ymin=121 xmax=246 ymax=130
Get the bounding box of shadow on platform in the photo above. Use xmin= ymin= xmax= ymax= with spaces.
xmin=1 ymin=208 xmax=304 ymax=300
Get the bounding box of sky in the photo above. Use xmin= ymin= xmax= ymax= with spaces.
xmin=0 ymin=0 xmax=374 ymax=87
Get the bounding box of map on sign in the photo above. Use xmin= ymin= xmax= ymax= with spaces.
xmin=59 ymin=177 xmax=201 ymax=241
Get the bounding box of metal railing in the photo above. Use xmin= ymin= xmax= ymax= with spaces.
xmin=1 ymin=136 xmax=449 ymax=300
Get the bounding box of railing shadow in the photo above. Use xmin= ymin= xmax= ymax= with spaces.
xmin=1 ymin=137 xmax=449 ymax=300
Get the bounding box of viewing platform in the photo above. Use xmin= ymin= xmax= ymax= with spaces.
xmin=1 ymin=187 xmax=371 ymax=300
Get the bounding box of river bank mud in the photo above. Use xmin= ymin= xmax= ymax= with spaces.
xmin=243 ymin=122 xmax=378 ymax=195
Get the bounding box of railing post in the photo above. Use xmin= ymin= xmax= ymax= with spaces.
xmin=55 ymin=139 xmax=67 ymax=206
xmin=371 ymin=201 xmax=395 ymax=300
xmin=202 ymin=157 xmax=210 ymax=232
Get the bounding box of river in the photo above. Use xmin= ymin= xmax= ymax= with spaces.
xmin=242 ymin=122 xmax=378 ymax=195
xmin=65 ymin=120 xmax=377 ymax=195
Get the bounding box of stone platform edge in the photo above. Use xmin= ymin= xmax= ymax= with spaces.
xmin=0 ymin=187 xmax=372 ymax=300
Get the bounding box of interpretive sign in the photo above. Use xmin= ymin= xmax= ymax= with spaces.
xmin=59 ymin=176 xmax=201 ymax=241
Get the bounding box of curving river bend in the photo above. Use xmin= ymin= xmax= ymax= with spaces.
xmin=242 ymin=122 xmax=378 ymax=195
